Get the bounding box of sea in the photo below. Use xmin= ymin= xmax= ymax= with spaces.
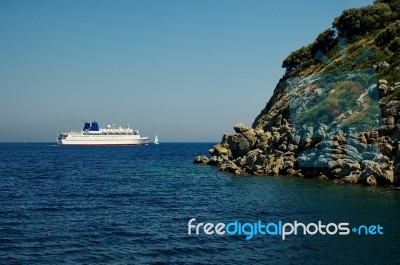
xmin=1 ymin=143 xmax=399 ymax=264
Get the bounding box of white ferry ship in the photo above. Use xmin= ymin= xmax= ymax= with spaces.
xmin=57 ymin=121 xmax=149 ymax=146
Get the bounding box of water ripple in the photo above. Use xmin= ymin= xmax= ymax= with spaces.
xmin=0 ymin=143 xmax=399 ymax=264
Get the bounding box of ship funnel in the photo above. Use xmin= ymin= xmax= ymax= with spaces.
xmin=90 ymin=121 xmax=100 ymax=131
xmin=83 ymin=122 xmax=91 ymax=131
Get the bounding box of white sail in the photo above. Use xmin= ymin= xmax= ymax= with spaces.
xmin=154 ymin=134 xmax=159 ymax=144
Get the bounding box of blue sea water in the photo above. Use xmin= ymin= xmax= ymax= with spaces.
xmin=1 ymin=143 xmax=400 ymax=264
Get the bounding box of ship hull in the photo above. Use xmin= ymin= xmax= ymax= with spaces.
xmin=58 ymin=139 xmax=149 ymax=146
xmin=57 ymin=135 xmax=149 ymax=146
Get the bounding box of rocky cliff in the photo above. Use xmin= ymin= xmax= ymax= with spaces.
xmin=194 ymin=0 xmax=400 ymax=186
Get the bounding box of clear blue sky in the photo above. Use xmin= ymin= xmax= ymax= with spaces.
xmin=0 ymin=0 xmax=373 ymax=142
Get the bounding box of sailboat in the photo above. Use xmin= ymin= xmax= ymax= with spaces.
xmin=154 ymin=134 xmax=159 ymax=145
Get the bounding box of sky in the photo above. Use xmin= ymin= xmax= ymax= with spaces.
xmin=0 ymin=0 xmax=373 ymax=142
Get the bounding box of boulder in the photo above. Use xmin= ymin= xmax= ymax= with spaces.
xmin=221 ymin=133 xmax=230 ymax=144
xmin=376 ymin=61 xmax=390 ymax=72
xmin=378 ymin=79 xmax=388 ymax=85
xmin=223 ymin=161 xmax=245 ymax=175
xmin=209 ymin=143 xmax=231 ymax=157
xmin=256 ymin=131 xmax=272 ymax=150
xmin=260 ymin=154 xmax=284 ymax=175
xmin=358 ymin=134 xmax=367 ymax=144
xmin=293 ymin=135 xmax=301 ymax=145
xmin=342 ymin=171 xmax=360 ymax=184
xmin=358 ymin=164 xmax=395 ymax=185
xmin=379 ymin=84 xmax=388 ymax=97
xmin=366 ymin=175 xmax=378 ymax=186
xmin=193 ymin=155 xmax=209 ymax=164
xmin=227 ymin=134 xmax=251 ymax=158
xmin=337 ymin=163 xmax=352 ymax=179
xmin=383 ymin=166 xmax=395 ymax=183
xmin=382 ymin=101 xmax=399 ymax=117
xmin=208 ymin=156 xmax=220 ymax=165
xmin=317 ymin=174 xmax=329 ymax=180
xmin=233 ymin=123 xmax=250 ymax=134
xmin=234 ymin=123 xmax=257 ymax=147
xmin=379 ymin=143 xmax=393 ymax=156
xmin=380 ymin=116 xmax=396 ymax=133
xmin=245 ymin=149 xmax=261 ymax=168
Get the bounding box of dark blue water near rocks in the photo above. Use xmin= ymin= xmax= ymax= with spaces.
xmin=1 ymin=143 xmax=399 ymax=264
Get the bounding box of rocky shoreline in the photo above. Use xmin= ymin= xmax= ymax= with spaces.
xmin=194 ymin=76 xmax=400 ymax=187
xmin=194 ymin=0 xmax=400 ymax=187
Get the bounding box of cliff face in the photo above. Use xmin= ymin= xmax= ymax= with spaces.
xmin=194 ymin=1 xmax=400 ymax=186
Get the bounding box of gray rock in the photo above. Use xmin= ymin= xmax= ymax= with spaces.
xmin=193 ymin=155 xmax=209 ymax=164
xmin=316 ymin=157 xmax=328 ymax=166
xmin=379 ymin=84 xmax=388 ymax=97
xmin=366 ymin=175 xmax=377 ymax=186
xmin=331 ymin=168 xmax=342 ymax=177
xmin=383 ymin=166 xmax=395 ymax=183
xmin=251 ymin=165 xmax=264 ymax=174
xmin=350 ymin=163 xmax=361 ymax=171
xmin=234 ymin=123 xmax=257 ymax=147
xmin=236 ymin=156 xmax=246 ymax=167
xmin=382 ymin=155 xmax=390 ymax=163
xmin=283 ymin=160 xmax=295 ymax=171
xmin=209 ymin=144 xmax=231 ymax=157
xmin=298 ymin=154 xmax=310 ymax=165
xmin=315 ymin=126 xmax=326 ymax=138
xmin=293 ymin=135 xmax=301 ymax=145
xmin=208 ymin=156 xmax=219 ymax=165
xmin=380 ymin=125 xmax=396 ymax=133
xmin=379 ymin=143 xmax=393 ymax=156
xmin=358 ymin=164 xmax=395 ymax=185
xmin=376 ymin=61 xmax=390 ymax=71
xmin=245 ymin=149 xmax=260 ymax=168
xmin=220 ymin=160 xmax=240 ymax=173
xmin=342 ymin=171 xmax=360 ymax=184
xmin=382 ymin=101 xmax=399 ymax=117
xmin=358 ymin=134 xmax=367 ymax=144
xmin=384 ymin=116 xmax=395 ymax=126
xmin=255 ymin=131 xmax=272 ymax=150
xmin=317 ymin=174 xmax=329 ymax=180
xmin=227 ymin=134 xmax=251 ymax=158
xmin=361 ymin=152 xmax=379 ymax=161
xmin=337 ymin=163 xmax=352 ymax=179
xmin=221 ymin=133 xmax=230 ymax=144
xmin=287 ymin=143 xmax=298 ymax=152
xmin=234 ymin=123 xmax=250 ymax=134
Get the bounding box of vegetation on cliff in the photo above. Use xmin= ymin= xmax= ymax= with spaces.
xmin=283 ymin=0 xmax=400 ymax=80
